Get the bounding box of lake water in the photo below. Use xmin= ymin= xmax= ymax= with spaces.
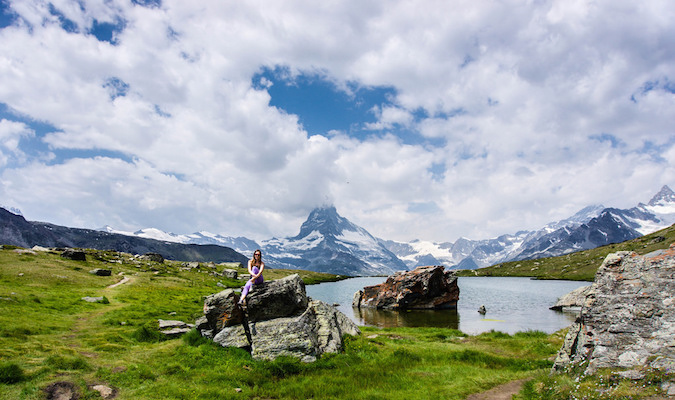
xmin=306 ymin=276 xmax=591 ymax=334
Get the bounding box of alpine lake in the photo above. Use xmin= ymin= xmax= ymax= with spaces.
xmin=306 ymin=276 xmax=591 ymax=334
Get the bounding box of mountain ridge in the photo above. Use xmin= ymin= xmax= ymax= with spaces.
xmin=4 ymin=185 xmax=674 ymax=275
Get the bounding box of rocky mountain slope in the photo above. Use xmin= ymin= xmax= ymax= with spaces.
xmin=0 ymin=208 xmax=248 ymax=264
xmin=261 ymin=206 xmax=406 ymax=275
xmin=383 ymin=185 xmax=675 ymax=269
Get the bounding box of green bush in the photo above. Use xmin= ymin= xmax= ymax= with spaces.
xmin=0 ymin=362 xmax=26 ymax=384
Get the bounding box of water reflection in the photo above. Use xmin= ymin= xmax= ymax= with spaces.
xmin=307 ymin=276 xmax=590 ymax=334
xmin=354 ymin=306 xmax=460 ymax=329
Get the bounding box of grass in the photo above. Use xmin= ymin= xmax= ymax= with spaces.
xmin=456 ymin=223 xmax=675 ymax=281
xmin=0 ymin=245 xmax=668 ymax=399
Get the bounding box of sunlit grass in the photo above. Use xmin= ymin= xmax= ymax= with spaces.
xmin=1 ymin=246 xmax=666 ymax=399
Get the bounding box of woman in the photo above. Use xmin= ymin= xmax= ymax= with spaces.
xmin=238 ymin=249 xmax=265 ymax=305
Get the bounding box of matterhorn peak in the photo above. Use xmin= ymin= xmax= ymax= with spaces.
xmin=648 ymin=185 xmax=675 ymax=207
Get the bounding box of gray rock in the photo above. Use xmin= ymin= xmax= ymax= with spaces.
xmin=89 ymin=268 xmax=112 ymax=276
xmin=552 ymin=247 xmax=675 ymax=375
xmin=61 ymin=248 xmax=86 ymax=261
xmin=141 ymin=252 xmax=164 ymax=263
xmin=213 ymin=325 xmax=250 ymax=349
xmin=198 ymin=274 xmax=359 ymax=362
xmin=222 ymin=269 xmax=238 ymax=279
xmin=199 ymin=289 xmax=243 ymax=338
xmin=81 ymin=296 xmax=105 ymax=303
xmin=158 ymin=319 xmax=194 ymax=336
xmin=244 ymin=274 xmax=309 ymax=322
xmin=250 ymin=300 xmax=360 ymax=362
xmin=550 ymin=285 xmax=593 ymax=311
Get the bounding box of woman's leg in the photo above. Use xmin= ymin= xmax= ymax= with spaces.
xmin=239 ymin=280 xmax=253 ymax=303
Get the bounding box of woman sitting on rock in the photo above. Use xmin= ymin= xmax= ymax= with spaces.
xmin=238 ymin=249 xmax=265 ymax=305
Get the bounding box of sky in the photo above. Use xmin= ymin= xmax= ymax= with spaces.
xmin=0 ymin=0 xmax=674 ymax=243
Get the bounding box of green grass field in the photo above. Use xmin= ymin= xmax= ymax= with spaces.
xmin=0 ymin=245 xmax=667 ymax=399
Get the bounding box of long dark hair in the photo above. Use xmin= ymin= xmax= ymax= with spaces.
xmin=251 ymin=249 xmax=262 ymax=266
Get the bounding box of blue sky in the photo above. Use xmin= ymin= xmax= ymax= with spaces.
xmin=0 ymin=0 xmax=674 ymax=242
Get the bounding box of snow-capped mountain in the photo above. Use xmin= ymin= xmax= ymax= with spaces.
xmin=261 ymin=206 xmax=407 ymax=275
xmin=383 ymin=185 xmax=675 ymax=269
xmin=99 ymin=185 xmax=675 ymax=274
xmin=101 ymin=226 xmax=260 ymax=257
xmin=101 ymin=206 xmax=407 ymax=275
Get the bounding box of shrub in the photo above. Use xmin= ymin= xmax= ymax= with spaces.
xmin=0 ymin=362 xmax=26 ymax=384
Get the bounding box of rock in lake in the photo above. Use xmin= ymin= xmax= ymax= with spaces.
xmin=352 ymin=265 xmax=459 ymax=310
xmin=552 ymin=246 xmax=675 ymax=375
xmin=198 ymin=274 xmax=360 ymax=362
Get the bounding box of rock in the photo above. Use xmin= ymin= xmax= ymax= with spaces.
xmin=61 ymin=248 xmax=86 ymax=261
xmin=91 ymin=384 xmax=115 ymax=399
xmin=549 ymin=285 xmax=593 ymax=311
xmin=89 ymin=268 xmax=112 ymax=276
xmin=552 ymin=246 xmax=675 ymax=375
xmin=199 ymin=274 xmax=359 ymax=362
xmin=244 ymin=274 xmax=309 ymax=322
xmin=141 ymin=252 xmax=164 ymax=263
xmin=478 ymin=305 xmax=486 ymax=314
xmin=32 ymin=245 xmax=50 ymax=252
xmin=158 ymin=319 xmax=194 ymax=336
xmin=249 ymin=300 xmax=360 ymax=362
xmin=198 ymin=289 xmax=244 ymax=338
xmin=81 ymin=296 xmax=105 ymax=303
xmin=352 ymin=265 xmax=459 ymax=310
xmin=222 ymin=269 xmax=238 ymax=279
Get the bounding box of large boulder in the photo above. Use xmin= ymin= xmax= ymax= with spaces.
xmin=197 ymin=289 xmax=244 ymax=338
xmin=199 ymin=274 xmax=359 ymax=362
xmin=244 ymin=274 xmax=309 ymax=322
xmin=553 ymin=246 xmax=675 ymax=375
xmin=352 ymin=265 xmax=459 ymax=310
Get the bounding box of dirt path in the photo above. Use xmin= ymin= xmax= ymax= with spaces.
xmin=107 ymin=276 xmax=131 ymax=289
xmin=465 ymin=379 xmax=529 ymax=400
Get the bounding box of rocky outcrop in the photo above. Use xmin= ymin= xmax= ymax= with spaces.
xmin=352 ymin=265 xmax=459 ymax=310
xmin=197 ymin=274 xmax=360 ymax=362
xmin=550 ymin=285 xmax=593 ymax=311
xmin=553 ymin=246 xmax=675 ymax=376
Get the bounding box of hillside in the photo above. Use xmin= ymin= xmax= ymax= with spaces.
xmin=0 ymin=245 xmax=567 ymax=399
xmin=456 ymin=223 xmax=675 ymax=281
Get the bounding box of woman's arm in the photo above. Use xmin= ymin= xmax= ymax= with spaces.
xmin=247 ymin=259 xmax=254 ymax=275
xmin=253 ymin=262 xmax=265 ymax=279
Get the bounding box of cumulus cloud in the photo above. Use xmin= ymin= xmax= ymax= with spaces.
xmin=0 ymin=0 xmax=674 ymax=243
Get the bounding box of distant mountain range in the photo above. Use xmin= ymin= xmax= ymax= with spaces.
xmin=382 ymin=185 xmax=675 ymax=269
xmin=0 ymin=208 xmax=249 ymax=265
xmin=3 ymin=185 xmax=675 ymax=276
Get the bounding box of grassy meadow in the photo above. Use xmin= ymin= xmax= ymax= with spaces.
xmin=0 ymin=245 xmax=669 ymax=399
xmin=456 ymin=223 xmax=675 ymax=281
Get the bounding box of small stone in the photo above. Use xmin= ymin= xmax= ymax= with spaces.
xmin=89 ymin=269 xmax=112 ymax=276
xmin=234 ymin=388 xmax=243 ymax=393
xmin=92 ymin=384 xmax=114 ymax=399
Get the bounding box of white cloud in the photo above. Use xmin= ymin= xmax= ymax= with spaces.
xmin=0 ymin=119 xmax=34 ymax=166
xmin=0 ymin=0 xmax=674 ymax=244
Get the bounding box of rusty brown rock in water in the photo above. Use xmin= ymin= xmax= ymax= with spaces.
xmin=352 ymin=265 xmax=459 ymax=310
